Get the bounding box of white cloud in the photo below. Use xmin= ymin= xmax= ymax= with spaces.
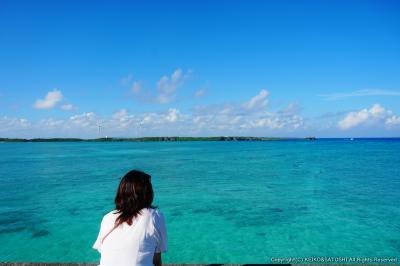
xmin=39 ymin=118 xmax=64 ymax=128
xmin=195 ymin=89 xmax=206 ymax=98
xmin=165 ymin=108 xmax=180 ymax=122
xmin=0 ymin=116 xmax=32 ymax=137
xmin=242 ymin=89 xmax=269 ymax=110
xmin=69 ymin=112 xmax=97 ymax=128
xmin=0 ymin=116 xmax=30 ymax=130
xmin=120 ymin=74 xmax=133 ymax=86
xmin=386 ymin=116 xmax=400 ymax=126
xmin=156 ymin=69 xmax=191 ymax=103
xmin=112 ymin=109 xmax=129 ymax=120
xmin=189 ymin=90 xmax=304 ymax=134
xmin=320 ymin=89 xmax=400 ymax=100
xmin=123 ymin=69 xmax=192 ymax=104
xmin=131 ymin=81 xmax=141 ymax=93
xmin=338 ymin=104 xmax=400 ymax=130
xmin=34 ymin=89 xmax=63 ymax=109
xmin=9 ymin=92 xmax=397 ymax=138
xmin=239 ymin=113 xmax=304 ymax=131
xmin=110 ymin=109 xmax=136 ymax=129
xmin=278 ymin=103 xmax=302 ymax=115
xmin=1 ymin=97 xmax=305 ymax=138
xmin=61 ymin=104 xmax=77 ymax=111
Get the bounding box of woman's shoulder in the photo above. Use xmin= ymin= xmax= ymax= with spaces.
xmin=146 ymin=207 xmax=163 ymax=217
xmin=101 ymin=209 xmax=119 ymax=223
xmin=104 ymin=209 xmax=119 ymax=217
xmin=146 ymin=208 xmax=165 ymax=226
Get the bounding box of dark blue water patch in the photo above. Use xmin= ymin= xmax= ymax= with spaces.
xmin=224 ymin=216 xmax=234 ymax=221
xmin=292 ymin=163 xmax=302 ymax=169
xmin=227 ymin=188 xmax=246 ymax=192
xmin=80 ymin=204 xmax=108 ymax=211
xmin=256 ymin=232 xmax=266 ymax=236
xmin=240 ymin=215 xmax=281 ymax=227
xmin=0 ymin=212 xmax=33 ymax=233
xmin=197 ymin=199 xmax=304 ymax=228
xmin=192 ymin=208 xmax=209 ymax=214
xmin=0 ymin=226 xmax=27 ymax=234
xmin=294 ymin=206 xmax=308 ymax=211
xmin=268 ymin=207 xmax=284 ymax=213
xmin=170 ymin=211 xmax=183 ymax=217
xmin=228 ymin=206 xmax=290 ymax=228
xmin=0 ymin=194 xmax=25 ymax=203
xmin=389 ymin=239 xmax=400 ymax=252
xmin=327 ymin=176 xmax=341 ymax=183
xmin=0 ymin=215 xmax=21 ymax=226
xmin=0 ymin=209 xmax=50 ymax=237
xmin=0 ymin=217 xmax=28 ymax=234
xmin=68 ymin=208 xmax=80 ymax=216
xmin=31 ymin=229 xmax=50 ymax=238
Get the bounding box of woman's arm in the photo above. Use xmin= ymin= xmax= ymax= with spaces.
xmin=153 ymin=252 xmax=162 ymax=266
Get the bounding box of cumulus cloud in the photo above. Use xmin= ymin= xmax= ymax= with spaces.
xmin=242 ymin=89 xmax=269 ymax=110
xmin=120 ymin=74 xmax=142 ymax=94
xmin=2 ymin=90 xmax=309 ymax=138
xmin=131 ymin=81 xmax=141 ymax=94
xmin=39 ymin=118 xmax=64 ymax=128
xmin=0 ymin=116 xmax=30 ymax=130
xmin=320 ymin=89 xmax=400 ymax=100
xmin=195 ymin=89 xmax=206 ymax=98
xmin=109 ymin=109 xmax=134 ymax=130
xmin=112 ymin=109 xmax=129 ymax=120
xmin=69 ymin=112 xmax=97 ymax=128
xmin=120 ymin=74 xmax=133 ymax=86
xmin=386 ymin=116 xmax=400 ymax=126
xmin=14 ymin=91 xmax=400 ymax=138
xmin=187 ymin=90 xmax=304 ymax=134
xmin=122 ymin=69 xmax=191 ymax=104
xmin=338 ymin=104 xmax=400 ymax=130
xmin=189 ymin=90 xmax=304 ymax=134
xmin=0 ymin=116 xmax=32 ymax=138
xmin=34 ymin=89 xmax=63 ymax=109
xmin=61 ymin=104 xmax=77 ymax=111
xmin=278 ymin=103 xmax=302 ymax=116
xmin=157 ymin=69 xmax=191 ymax=103
xmin=165 ymin=108 xmax=180 ymax=122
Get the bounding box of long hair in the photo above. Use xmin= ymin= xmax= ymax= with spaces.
xmin=114 ymin=170 xmax=155 ymax=226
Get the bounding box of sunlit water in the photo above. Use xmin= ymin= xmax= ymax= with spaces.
xmin=0 ymin=139 xmax=399 ymax=263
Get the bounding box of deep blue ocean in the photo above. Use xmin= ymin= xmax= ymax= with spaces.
xmin=0 ymin=139 xmax=399 ymax=263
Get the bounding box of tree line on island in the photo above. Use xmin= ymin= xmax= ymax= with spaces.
xmin=0 ymin=136 xmax=316 ymax=142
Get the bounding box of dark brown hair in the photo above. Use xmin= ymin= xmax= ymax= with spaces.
xmin=114 ymin=170 xmax=155 ymax=226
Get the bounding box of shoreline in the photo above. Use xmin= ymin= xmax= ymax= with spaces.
xmin=0 ymin=136 xmax=317 ymax=142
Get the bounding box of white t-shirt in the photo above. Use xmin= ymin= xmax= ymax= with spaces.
xmin=93 ymin=208 xmax=167 ymax=266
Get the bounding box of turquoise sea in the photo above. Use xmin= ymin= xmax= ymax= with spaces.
xmin=0 ymin=139 xmax=399 ymax=263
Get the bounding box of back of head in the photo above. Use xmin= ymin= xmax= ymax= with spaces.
xmin=114 ymin=170 xmax=155 ymax=226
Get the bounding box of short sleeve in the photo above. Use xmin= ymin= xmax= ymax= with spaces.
xmin=92 ymin=213 xmax=109 ymax=252
xmin=153 ymin=210 xmax=168 ymax=253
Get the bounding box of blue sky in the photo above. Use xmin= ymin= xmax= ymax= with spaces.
xmin=1 ymin=0 xmax=400 ymax=138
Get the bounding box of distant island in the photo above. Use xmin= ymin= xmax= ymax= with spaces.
xmin=0 ymin=136 xmax=316 ymax=142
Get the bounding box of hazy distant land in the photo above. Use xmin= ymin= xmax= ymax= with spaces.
xmin=0 ymin=136 xmax=316 ymax=142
